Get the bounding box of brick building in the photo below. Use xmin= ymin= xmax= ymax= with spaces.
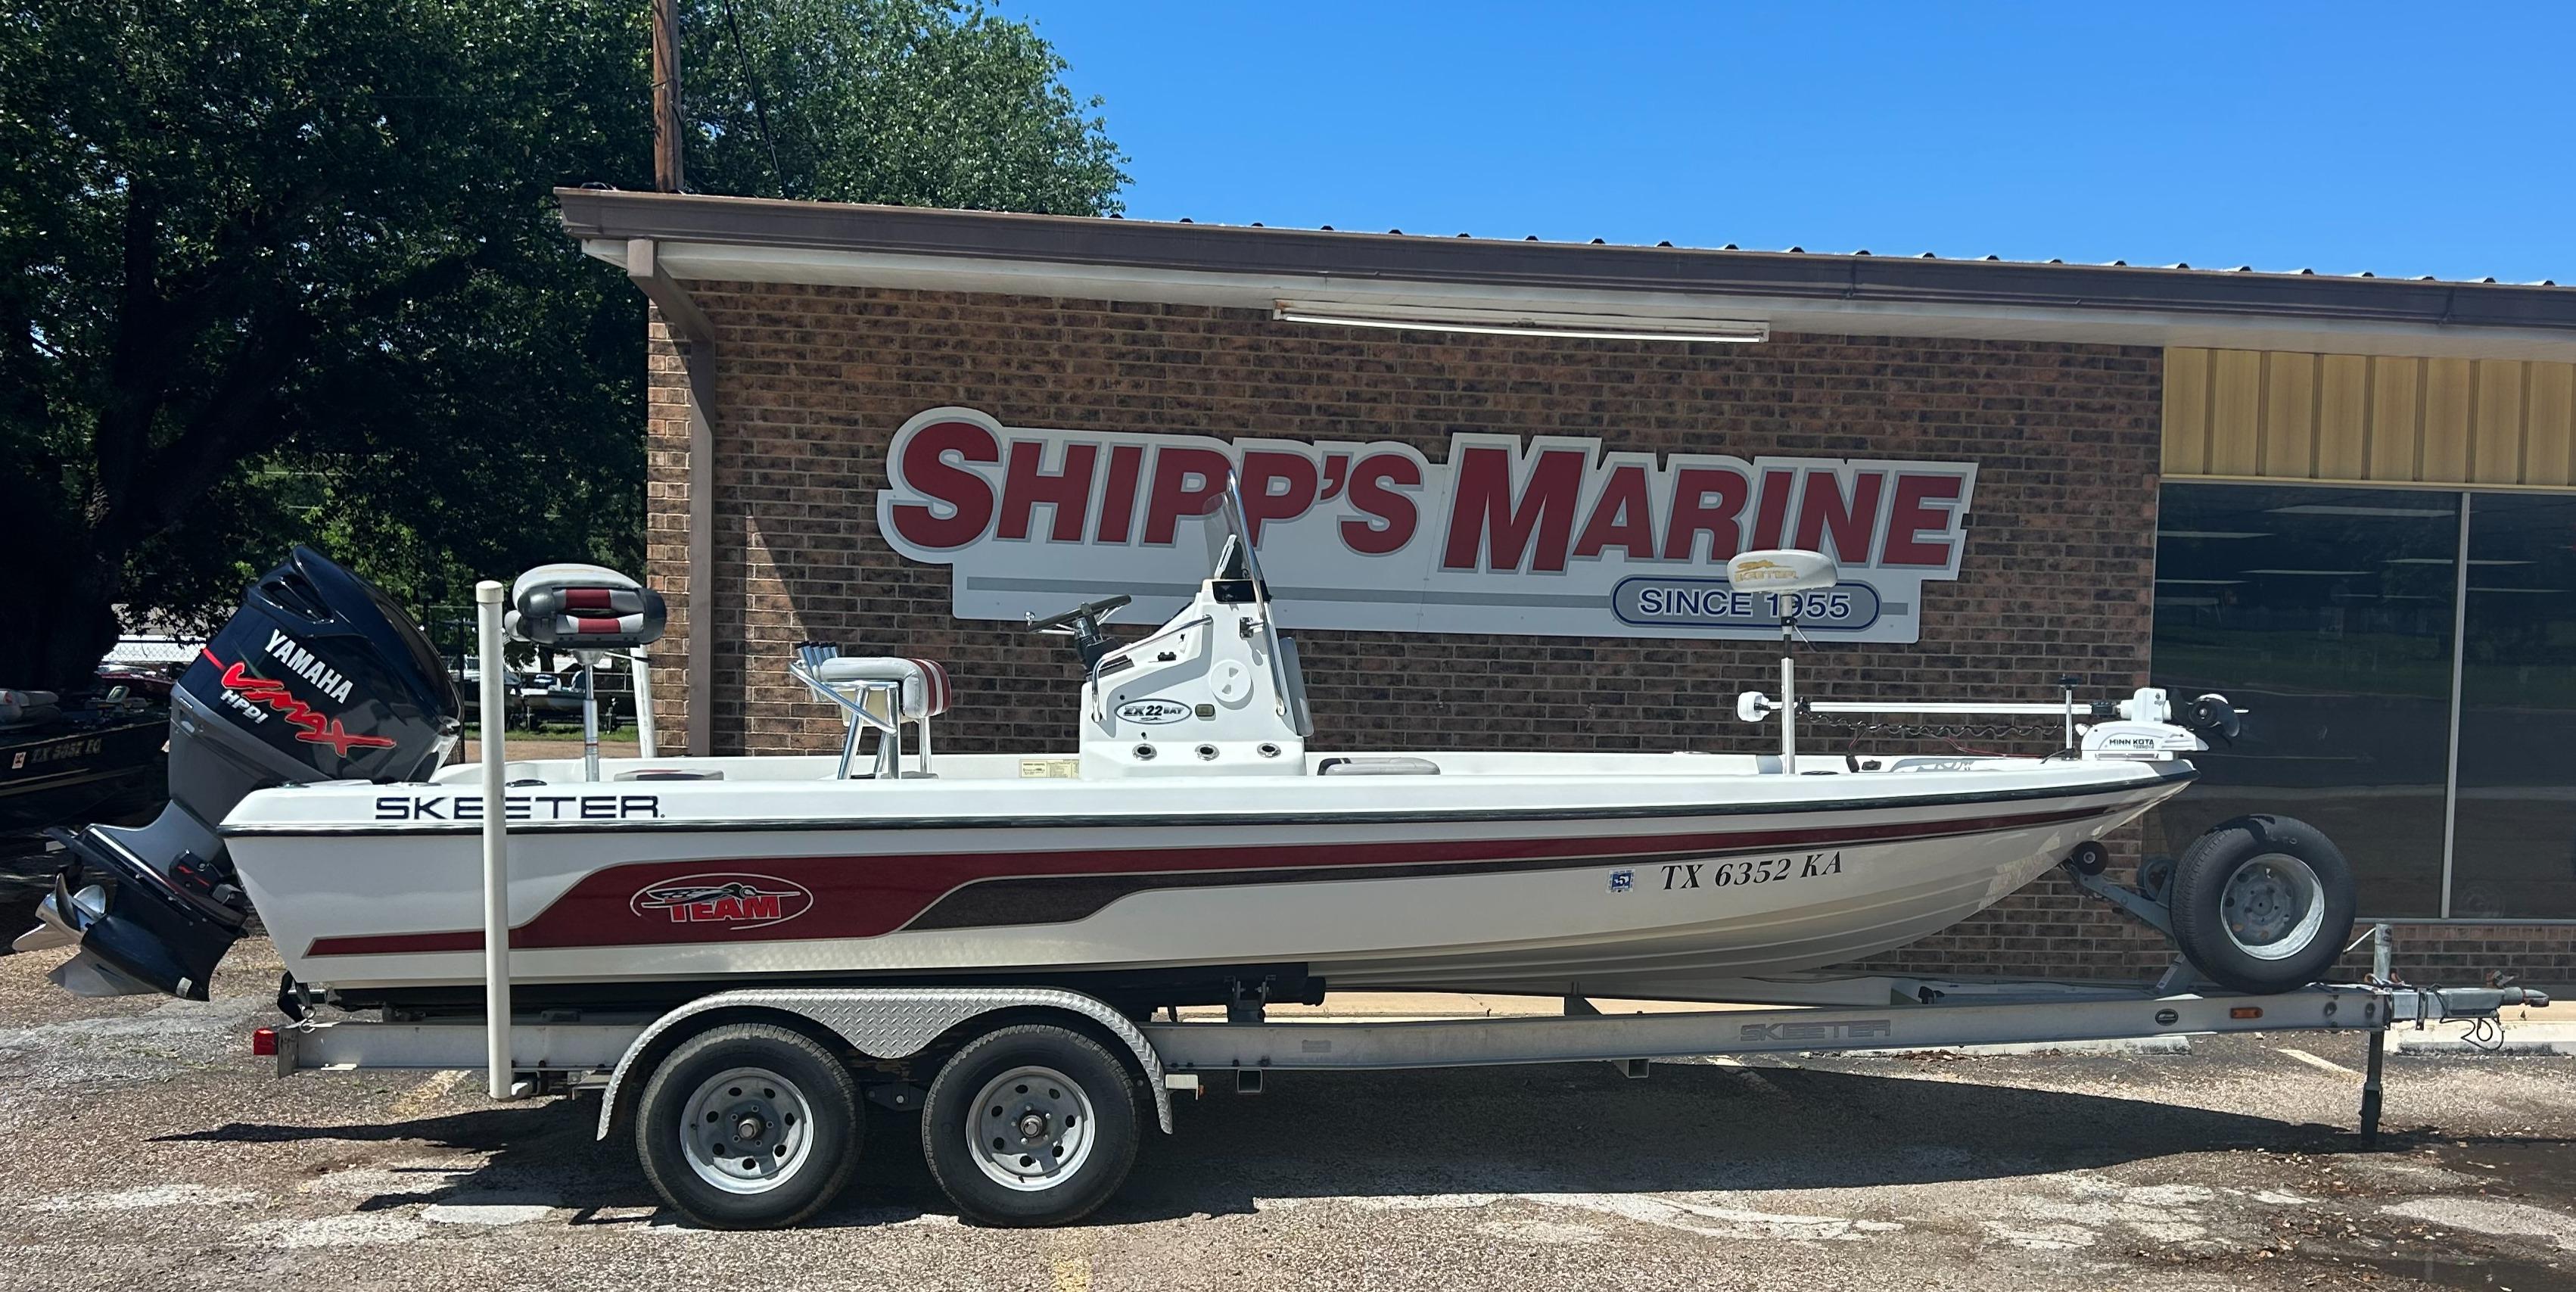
xmin=557 ymin=190 xmax=2576 ymax=986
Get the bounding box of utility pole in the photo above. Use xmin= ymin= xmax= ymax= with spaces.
xmin=651 ymin=0 xmax=683 ymax=192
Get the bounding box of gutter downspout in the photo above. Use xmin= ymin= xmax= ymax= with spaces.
xmin=627 ymin=238 xmax=717 ymax=757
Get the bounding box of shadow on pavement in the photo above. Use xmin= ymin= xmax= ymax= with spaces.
xmin=150 ymin=1058 xmax=2366 ymax=1231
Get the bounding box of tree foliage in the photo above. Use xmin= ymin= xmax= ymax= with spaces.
xmin=683 ymin=0 xmax=1126 ymax=213
xmin=0 ymin=0 xmax=1124 ymax=689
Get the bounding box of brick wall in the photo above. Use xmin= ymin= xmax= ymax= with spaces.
xmin=642 ymin=283 xmax=2576 ymax=987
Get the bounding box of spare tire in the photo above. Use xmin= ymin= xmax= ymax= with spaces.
xmin=2170 ymin=815 xmax=2357 ymax=994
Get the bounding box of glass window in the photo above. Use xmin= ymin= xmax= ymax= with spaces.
xmin=2449 ymin=493 xmax=2576 ymax=920
xmin=2145 ymin=484 xmax=2457 ymax=917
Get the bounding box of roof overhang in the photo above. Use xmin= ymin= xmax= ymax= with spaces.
xmin=560 ymin=189 xmax=2576 ymax=362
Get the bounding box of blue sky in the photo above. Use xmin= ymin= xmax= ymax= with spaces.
xmin=1024 ymin=2 xmax=2574 ymax=285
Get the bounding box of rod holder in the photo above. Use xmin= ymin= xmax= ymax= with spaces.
xmin=475 ymin=581 xmax=515 ymax=1101
xmin=631 ymin=647 xmax=658 ymax=759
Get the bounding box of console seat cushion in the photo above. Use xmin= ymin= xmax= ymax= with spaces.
xmin=813 ymin=656 xmax=951 ymax=721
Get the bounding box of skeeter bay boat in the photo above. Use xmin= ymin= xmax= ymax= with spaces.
xmin=27 ymin=484 xmax=2343 ymax=1013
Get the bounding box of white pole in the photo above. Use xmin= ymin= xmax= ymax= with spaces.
xmin=1778 ymin=617 xmax=1797 ymax=776
xmin=631 ymin=646 xmax=658 ymax=760
xmin=579 ymin=652 xmax=602 ymax=783
xmin=475 ymin=581 xmax=515 ymax=1101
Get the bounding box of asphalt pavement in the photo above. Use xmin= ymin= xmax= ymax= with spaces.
xmin=0 ymin=937 xmax=2570 ymax=1291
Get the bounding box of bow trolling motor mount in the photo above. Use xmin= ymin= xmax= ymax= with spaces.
xmin=23 ymin=547 xmax=460 ymax=999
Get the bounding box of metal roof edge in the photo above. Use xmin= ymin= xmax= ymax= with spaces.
xmin=557 ymin=189 xmax=2576 ymax=339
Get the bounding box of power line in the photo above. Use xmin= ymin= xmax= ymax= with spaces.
xmin=720 ymin=0 xmax=786 ymax=199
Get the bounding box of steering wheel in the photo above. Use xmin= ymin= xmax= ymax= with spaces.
xmin=1028 ymin=594 xmax=1131 ymax=634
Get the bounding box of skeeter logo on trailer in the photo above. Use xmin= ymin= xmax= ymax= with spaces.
xmin=630 ymin=873 xmax=814 ymax=930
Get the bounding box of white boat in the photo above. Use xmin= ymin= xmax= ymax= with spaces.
xmin=26 ymin=486 xmax=2347 ymax=1015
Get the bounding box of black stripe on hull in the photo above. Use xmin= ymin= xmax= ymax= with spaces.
xmin=904 ymin=803 xmax=2129 ymax=933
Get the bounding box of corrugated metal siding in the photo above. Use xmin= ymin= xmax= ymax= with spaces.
xmin=2164 ymin=347 xmax=2576 ymax=489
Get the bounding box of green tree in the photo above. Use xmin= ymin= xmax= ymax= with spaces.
xmin=0 ymin=0 xmax=1124 ymax=691
xmin=683 ymin=0 xmax=1126 ymax=210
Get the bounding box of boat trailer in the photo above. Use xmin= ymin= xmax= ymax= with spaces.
xmin=264 ymin=923 xmax=2541 ymax=1183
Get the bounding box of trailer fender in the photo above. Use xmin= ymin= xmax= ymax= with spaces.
xmin=596 ymin=987 xmax=1172 ymax=1140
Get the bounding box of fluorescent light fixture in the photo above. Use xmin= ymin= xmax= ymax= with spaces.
xmin=2158 ymin=596 xmax=2222 ymax=607
xmin=2158 ymin=530 xmax=2270 ymax=540
xmin=1274 ymin=299 xmax=1769 ymax=344
xmin=2155 ymin=578 xmax=2245 ymax=586
xmin=2385 ymin=558 xmax=2531 ymax=566
xmin=2240 ymin=568 xmax=2368 ymax=576
xmin=2268 ymin=504 xmax=2455 ymax=518
xmin=2469 ymin=587 xmax=2567 ymax=594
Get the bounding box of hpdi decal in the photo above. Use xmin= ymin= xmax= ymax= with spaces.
xmin=876 ymin=406 xmax=1976 ymax=643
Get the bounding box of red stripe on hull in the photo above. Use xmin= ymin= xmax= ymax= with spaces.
xmin=305 ymin=802 xmax=2115 ymax=958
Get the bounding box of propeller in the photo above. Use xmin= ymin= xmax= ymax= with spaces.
xmin=12 ymin=879 xmax=106 ymax=954
xmin=2182 ymin=693 xmax=2243 ymax=745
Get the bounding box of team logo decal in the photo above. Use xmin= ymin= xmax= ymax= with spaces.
xmin=629 ymin=873 xmax=814 ymax=929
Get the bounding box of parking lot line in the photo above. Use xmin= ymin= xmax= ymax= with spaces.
xmin=2276 ymin=1047 xmax=2360 ymax=1077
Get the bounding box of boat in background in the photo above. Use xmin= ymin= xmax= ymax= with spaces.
xmin=1 ymin=684 xmax=167 ymax=843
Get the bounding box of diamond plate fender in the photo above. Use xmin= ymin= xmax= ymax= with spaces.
xmin=594 ymin=987 xmax=1172 ymax=1139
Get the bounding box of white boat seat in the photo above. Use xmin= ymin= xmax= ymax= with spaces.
xmin=811 ymin=656 xmax=951 ymax=723
xmin=791 ymin=645 xmax=946 ymax=779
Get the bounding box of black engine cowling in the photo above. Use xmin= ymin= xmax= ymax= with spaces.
xmin=39 ymin=547 xmax=460 ymax=999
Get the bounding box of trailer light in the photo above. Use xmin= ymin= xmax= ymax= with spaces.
xmin=2229 ymin=1007 xmax=2263 ymax=1020
xmin=251 ymin=1026 xmax=278 ymax=1057
xmin=1273 ymin=299 xmax=1768 ymax=344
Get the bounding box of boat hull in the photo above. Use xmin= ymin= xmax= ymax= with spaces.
xmin=0 ymin=708 xmax=167 ymax=839
xmin=222 ymin=758 xmax=2193 ymax=1008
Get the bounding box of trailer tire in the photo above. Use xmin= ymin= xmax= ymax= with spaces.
xmin=920 ymin=1023 xmax=1140 ymax=1227
xmin=2170 ymin=815 xmax=2357 ymax=994
xmin=636 ymin=1023 xmax=860 ymax=1229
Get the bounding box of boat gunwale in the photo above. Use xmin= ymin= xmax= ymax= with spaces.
xmin=221 ymin=762 xmax=2198 ymax=839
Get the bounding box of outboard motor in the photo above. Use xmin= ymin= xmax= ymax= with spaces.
xmin=22 ymin=547 xmax=459 ymax=999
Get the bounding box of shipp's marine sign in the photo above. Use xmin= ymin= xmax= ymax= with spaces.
xmin=876 ymin=406 xmax=1978 ymax=643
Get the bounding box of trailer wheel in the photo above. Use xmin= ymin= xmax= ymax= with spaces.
xmin=920 ymin=1024 xmax=1139 ymax=1227
xmin=636 ymin=1023 xmax=860 ymax=1229
xmin=2136 ymin=854 xmax=2177 ymax=907
xmin=2170 ymin=815 xmax=2357 ymax=995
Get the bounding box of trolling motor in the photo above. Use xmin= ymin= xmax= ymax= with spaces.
xmin=1723 ymin=548 xmax=1843 ymax=774
xmin=1718 ymin=545 xmax=2246 ymax=769
xmin=23 ymin=549 xmax=460 ymax=998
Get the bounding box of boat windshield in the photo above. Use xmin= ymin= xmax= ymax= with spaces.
xmin=1192 ymin=475 xmax=1269 ymax=602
